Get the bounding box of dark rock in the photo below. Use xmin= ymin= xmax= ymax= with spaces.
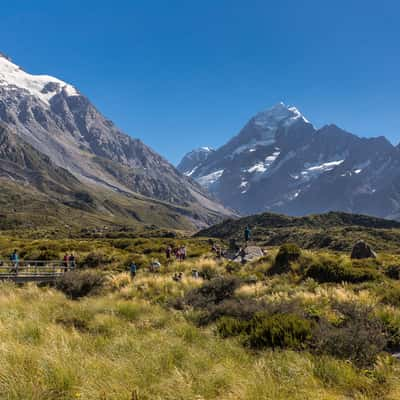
xmin=350 ymin=240 xmax=377 ymax=259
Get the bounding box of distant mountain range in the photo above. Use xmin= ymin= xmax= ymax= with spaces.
xmin=0 ymin=53 xmax=232 ymax=231
xmin=178 ymin=102 xmax=400 ymax=220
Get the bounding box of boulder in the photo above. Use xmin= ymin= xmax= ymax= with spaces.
xmin=230 ymin=246 xmax=265 ymax=263
xmin=350 ymin=240 xmax=377 ymax=259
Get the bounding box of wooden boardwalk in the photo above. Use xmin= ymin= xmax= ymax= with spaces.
xmin=0 ymin=260 xmax=73 ymax=283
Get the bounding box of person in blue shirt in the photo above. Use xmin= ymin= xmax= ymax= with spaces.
xmin=244 ymin=226 xmax=251 ymax=244
xmin=130 ymin=261 xmax=137 ymax=279
xmin=10 ymin=250 xmax=19 ymax=274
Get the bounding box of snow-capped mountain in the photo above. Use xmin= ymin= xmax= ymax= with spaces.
xmin=178 ymin=103 xmax=400 ymax=220
xmin=0 ymin=53 xmax=232 ymax=228
xmin=177 ymin=147 xmax=215 ymax=177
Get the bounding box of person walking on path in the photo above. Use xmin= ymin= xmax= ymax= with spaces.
xmin=63 ymin=253 xmax=69 ymax=270
xmin=181 ymin=246 xmax=187 ymax=261
xmin=166 ymin=246 xmax=172 ymax=261
xmin=69 ymin=254 xmax=76 ymax=270
xmin=130 ymin=261 xmax=137 ymax=279
xmin=244 ymin=226 xmax=251 ymax=244
xmin=10 ymin=250 xmax=19 ymax=274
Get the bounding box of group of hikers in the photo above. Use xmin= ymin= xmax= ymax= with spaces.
xmin=165 ymin=245 xmax=187 ymax=261
xmin=129 ymin=226 xmax=252 ymax=280
xmin=0 ymin=250 xmax=77 ymax=275
xmin=62 ymin=253 xmax=76 ymax=270
xmin=1 ymin=226 xmax=252 ymax=279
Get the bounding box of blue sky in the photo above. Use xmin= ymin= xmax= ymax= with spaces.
xmin=1 ymin=0 xmax=400 ymax=164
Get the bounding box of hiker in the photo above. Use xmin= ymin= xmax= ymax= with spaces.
xmin=192 ymin=269 xmax=199 ymax=279
xmin=244 ymin=226 xmax=251 ymax=243
xmin=63 ymin=253 xmax=69 ymax=270
xmin=181 ymin=246 xmax=187 ymax=261
xmin=150 ymin=259 xmax=161 ymax=272
xmin=166 ymin=245 xmax=172 ymax=260
xmin=129 ymin=261 xmax=137 ymax=279
xmin=69 ymin=254 xmax=76 ymax=269
xmin=172 ymin=272 xmax=183 ymax=282
xmin=10 ymin=250 xmax=19 ymax=274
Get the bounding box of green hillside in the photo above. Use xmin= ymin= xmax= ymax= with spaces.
xmin=196 ymin=211 xmax=400 ymax=252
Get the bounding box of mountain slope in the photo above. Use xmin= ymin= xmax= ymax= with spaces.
xmin=0 ymin=53 xmax=232 ymax=228
xmin=179 ymin=103 xmax=400 ymax=219
xmin=0 ymin=123 xmax=226 ymax=231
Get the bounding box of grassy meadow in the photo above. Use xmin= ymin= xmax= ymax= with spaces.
xmin=0 ymin=229 xmax=400 ymax=399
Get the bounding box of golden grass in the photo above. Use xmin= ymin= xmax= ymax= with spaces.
xmin=0 ymin=281 xmax=397 ymax=399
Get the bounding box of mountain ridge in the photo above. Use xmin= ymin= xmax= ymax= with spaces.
xmin=178 ymin=103 xmax=400 ymax=220
xmin=0 ymin=53 xmax=233 ymax=229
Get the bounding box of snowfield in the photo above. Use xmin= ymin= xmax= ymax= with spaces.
xmin=0 ymin=54 xmax=78 ymax=105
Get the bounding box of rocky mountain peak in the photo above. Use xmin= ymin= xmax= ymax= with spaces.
xmin=0 ymin=55 xmax=78 ymax=106
xmin=178 ymin=103 xmax=400 ymax=220
xmin=0 ymin=53 xmax=233 ymax=228
xmin=252 ymin=102 xmax=309 ymax=128
xmin=177 ymin=146 xmax=215 ymax=176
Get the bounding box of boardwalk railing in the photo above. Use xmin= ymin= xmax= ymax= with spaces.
xmin=0 ymin=260 xmax=74 ymax=281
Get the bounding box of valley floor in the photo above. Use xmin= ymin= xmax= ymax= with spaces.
xmin=0 ymin=233 xmax=399 ymax=399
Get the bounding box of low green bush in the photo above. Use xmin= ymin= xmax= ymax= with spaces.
xmin=270 ymin=243 xmax=301 ymax=274
xmin=305 ymin=259 xmax=379 ymax=283
xmin=378 ymin=311 xmax=400 ymax=351
xmin=380 ymin=286 xmax=400 ymax=307
xmin=386 ymin=265 xmax=400 ymax=280
xmin=217 ymin=312 xmax=312 ymax=350
xmin=80 ymin=251 xmax=113 ymax=268
xmin=199 ymin=265 xmax=218 ymax=280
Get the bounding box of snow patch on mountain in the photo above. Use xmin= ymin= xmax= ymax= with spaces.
xmin=184 ymin=166 xmax=198 ymax=177
xmin=197 ymin=169 xmax=224 ymax=189
xmin=0 ymin=55 xmax=78 ymax=105
xmin=247 ymin=150 xmax=281 ymax=175
xmin=295 ymin=160 xmax=344 ymax=182
xmin=231 ymin=139 xmax=276 ymax=156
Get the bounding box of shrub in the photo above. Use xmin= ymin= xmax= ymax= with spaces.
xmin=312 ymin=302 xmax=386 ymax=367
xmin=245 ymin=313 xmax=312 ymax=349
xmin=217 ymin=312 xmax=313 ymax=350
xmin=386 ymin=265 xmax=400 ymax=280
xmin=196 ymin=297 xmax=265 ymax=326
xmin=225 ymin=262 xmax=241 ymax=274
xmin=270 ymin=243 xmax=301 ymax=274
xmin=81 ymin=251 xmax=113 ymax=268
xmin=184 ymin=277 xmax=240 ymax=308
xmin=199 ymin=265 xmax=218 ymax=280
xmin=380 ymin=286 xmax=400 ymax=307
xmin=55 ymin=270 xmax=105 ymax=299
xmin=305 ymin=259 xmax=379 ymax=283
xmin=378 ymin=311 xmax=400 ymax=351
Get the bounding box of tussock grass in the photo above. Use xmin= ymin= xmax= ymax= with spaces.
xmin=0 ymin=233 xmax=400 ymax=398
xmin=0 ymin=283 xmax=399 ymax=399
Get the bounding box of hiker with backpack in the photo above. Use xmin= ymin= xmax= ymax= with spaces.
xmin=166 ymin=245 xmax=172 ymax=261
xmin=10 ymin=250 xmax=19 ymax=274
xmin=69 ymin=254 xmax=76 ymax=269
xmin=130 ymin=261 xmax=137 ymax=279
xmin=244 ymin=226 xmax=251 ymax=244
